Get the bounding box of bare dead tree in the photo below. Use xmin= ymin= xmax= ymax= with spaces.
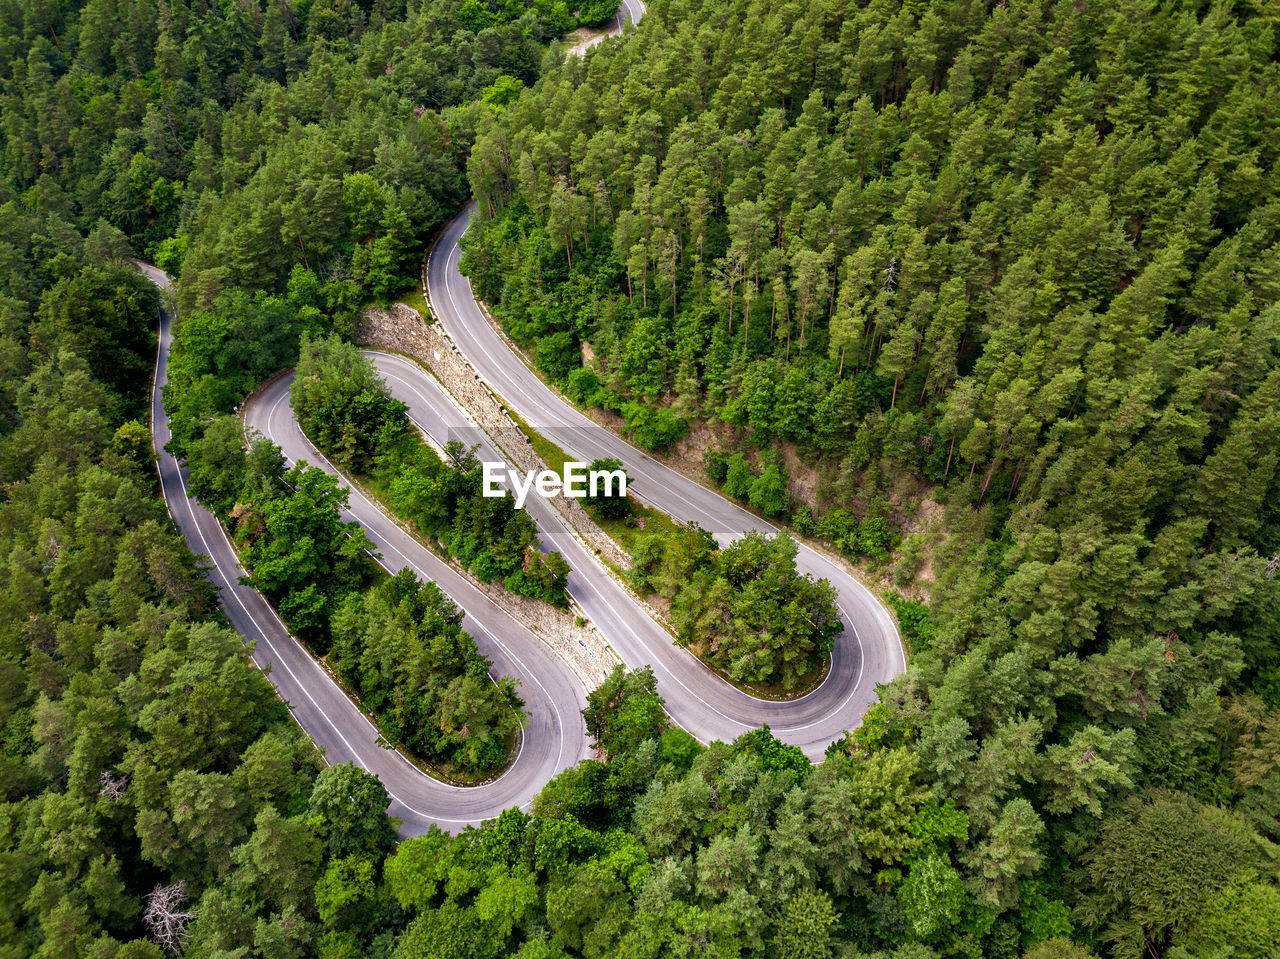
xmin=99 ymin=771 xmax=129 ymax=802
xmin=882 ymin=256 xmax=898 ymax=293
xmin=143 ymin=881 xmax=198 ymax=954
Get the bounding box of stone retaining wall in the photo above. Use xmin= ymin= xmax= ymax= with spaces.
xmin=474 ymin=579 xmax=618 ymax=691
xmin=356 ymin=302 xmax=625 ymax=691
xmin=356 ymin=303 xmax=632 ymax=572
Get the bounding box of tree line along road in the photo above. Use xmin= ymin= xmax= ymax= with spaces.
xmin=248 ymin=348 xmax=903 ymax=756
xmin=140 ymin=0 xmax=904 ymax=833
xmin=424 ymin=203 xmax=907 ymax=745
xmin=146 ymin=262 xmax=589 ymax=835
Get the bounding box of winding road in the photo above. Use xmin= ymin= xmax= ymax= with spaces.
xmin=142 ymin=0 xmax=903 ymax=835
xmin=251 ymin=350 xmax=896 ymax=757
xmin=426 ymin=207 xmax=907 ymax=753
xmin=146 ymin=264 xmax=589 ymax=836
xmin=140 ymin=0 xmax=649 ymax=836
xmin=565 ymin=0 xmax=644 ymax=55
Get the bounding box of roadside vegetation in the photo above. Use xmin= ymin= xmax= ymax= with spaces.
xmin=398 ymin=287 xmax=433 ymax=321
xmin=0 ymin=0 xmax=610 ymax=951
xmin=0 ymin=230 xmax=408 ymax=958
xmin=582 ymin=664 xmax=668 ymax=759
xmin=185 ymin=411 xmax=528 ymax=778
xmin=2 ymin=0 xmax=1279 ymax=952
xmin=632 ymin=528 xmax=841 ymax=693
xmin=504 ymin=402 xmax=840 ymax=694
xmin=502 ymin=404 xmax=685 ymax=556
xmin=292 ymin=334 xmax=572 ymax=605
xmin=333 ymin=569 xmax=525 ymax=772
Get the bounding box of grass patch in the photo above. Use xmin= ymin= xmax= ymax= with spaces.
xmin=593 ymin=500 xmax=682 ymax=556
xmin=502 ymin=403 xmax=574 ymax=472
xmin=396 ymin=287 xmax=432 ymax=321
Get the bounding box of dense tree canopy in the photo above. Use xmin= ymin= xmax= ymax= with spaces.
xmin=164 ymin=279 xmax=327 ymax=455
xmin=332 ymin=569 xmax=525 ymax=772
xmin=4 ymin=0 xmax=1280 ymax=954
xmin=463 ymin=0 xmax=1280 ymax=590
xmin=0 ymin=0 xmax=609 ymax=953
xmin=634 ymin=528 xmax=842 ymax=690
xmin=293 ymin=333 xmax=411 ymax=473
xmin=0 ymin=249 xmax=345 ymax=957
xmin=179 ymin=395 xmax=531 ymax=773
xmin=460 ymin=0 xmax=1280 ymax=953
xmin=583 ymin=664 xmax=667 ymax=758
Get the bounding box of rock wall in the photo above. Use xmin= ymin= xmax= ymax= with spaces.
xmin=473 ymin=578 xmax=619 ymax=691
xmin=356 ymin=303 xmax=632 ymax=572
xmin=356 ymin=302 xmax=625 ymax=691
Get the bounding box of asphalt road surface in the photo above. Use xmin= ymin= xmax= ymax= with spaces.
xmin=326 ymin=351 xmax=895 ymax=756
xmin=144 ymin=263 xmax=589 ymax=835
xmin=138 ymin=0 xmax=900 ymax=834
xmin=135 ymin=0 xmax=647 ymax=837
xmin=426 ymin=207 xmax=908 ymax=748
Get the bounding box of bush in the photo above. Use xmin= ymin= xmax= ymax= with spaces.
xmin=890 ymin=596 xmax=935 ymax=654
xmin=748 ymin=463 xmax=788 ymax=516
xmin=584 ymin=457 xmax=630 ymax=519
xmin=622 ymin=402 xmax=687 ymax=452
xmin=628 ymin=534 xmax=666 ymax=593
xmin=565 ymin=366 xmax=604 ymax=406
xmin=703 ymin=448 xmax=729 ymax=483
xmin=583 ymin=665 xmax=666 ymax=758
xmin=535 ymin=330 xmax=579 ymax=382
xmin=860 ymin=514 xmax=894 ymax=559
xmin=722 ymin=453 xmax=755 ymax=500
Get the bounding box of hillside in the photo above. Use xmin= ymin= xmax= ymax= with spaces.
xmin=460 ymin=0 xmax=1280 ymax=952
xmin=0 ymin=0 xmax=1277 ymax=955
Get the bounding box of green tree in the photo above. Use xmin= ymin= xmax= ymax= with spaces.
xmin=1038 ymin=727 xmax=1136 ymax=817
xmin=1184 ymin=873 xmax=1280 ymax=959
xmin=584 ymin=458 xmax=630 ymax=519
xmin=1077 ymin=791 xmax=1274 ymax=959
xmin=898 ymin=853 xmax=968 ymax=942
xmin=291 ymin=334 xmax=408 ymax=473
xmin=583 ymin=665 xmax=666 ymax=758
xmin=306 ymin=764 xmax=398 ymax=860
xmin=770 ymin=888 xmax=839 ymax=959
xmin=314 ymin=855 xmax=377 ymax=929
xmin=748 ymin=464 xmax=788 ymax=516
xmin=33 ymin=264 xmax=158 ymax=411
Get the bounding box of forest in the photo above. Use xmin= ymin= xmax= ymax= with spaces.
xmin=0 ymin=0 xmax=590 ymax=950
xmin=0 ymin=0 xmax=1278 ymax=954
xmin=459 ymin=0 xmax=1280 ymax=952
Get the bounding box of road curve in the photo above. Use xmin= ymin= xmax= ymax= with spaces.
xmin=348 ymin=352 xmax=898 ymax=757
xmin=144 ymin=263 xmax=589 ymax=835
xmin=427 ymin=209 xmax=907 ymax=748
xmin=564 ymin=0 xmax=643 ymax=56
